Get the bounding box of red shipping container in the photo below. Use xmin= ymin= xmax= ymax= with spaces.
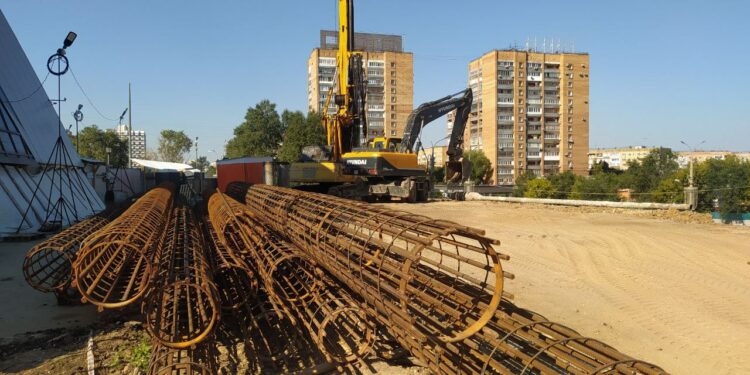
xmin=216 ymin=157 xmax=273 ymax=193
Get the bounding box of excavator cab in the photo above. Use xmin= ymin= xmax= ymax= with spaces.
xmin=368 ymin=137 xmax=402 ymax=152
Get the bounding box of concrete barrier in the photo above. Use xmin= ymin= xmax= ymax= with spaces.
xmin=465 ymin=193 xmax=690 ymax=210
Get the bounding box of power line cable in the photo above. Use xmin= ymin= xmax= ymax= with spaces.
xmin=68 ymin=67 xmax=118 ymax=122
xmin=0 ymin=72 xmax=51 ymax=103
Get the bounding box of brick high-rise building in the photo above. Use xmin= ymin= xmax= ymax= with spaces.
xmin=464 ymin=50 xmax=589 ymax=185
xmin=307 ymin=30 xmax=413 ymax=139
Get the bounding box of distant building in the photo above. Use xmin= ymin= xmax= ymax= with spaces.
xmin=589 ymin=148 xmax=750 ymax=170
xmin=115 ymin=124 xmax=146 ymax=159
xmin=307 ymin=30 xmax=413 ymax=139
xmin=676 ymin=151 xmax=750 ymax=168
xmin=588 ymin=146 xmax=654 ymax=170
xmin=466 ymin=49 xmax=590 ymax=185
xmin=417 ymin=146 xmax=448 ymax=168
xmin=445 ymin=110 xmax=456 ymax=136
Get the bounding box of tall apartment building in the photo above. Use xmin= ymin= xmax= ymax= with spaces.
xmin=115 ymin=124 xmax=146 ymax=159
xmin=464 ymin=50 xmax=589 ymax=185
xmin=307 ymin=30 xmax=413 ymax=139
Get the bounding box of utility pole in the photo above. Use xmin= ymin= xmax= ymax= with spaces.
xmin=128 ymin=83 xmax=132 ymax=168
xmin=195 ymin=136 xmax=199 ymax=170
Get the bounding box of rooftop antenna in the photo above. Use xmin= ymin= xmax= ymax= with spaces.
xmin=543 ymin=37 xmax=547 ymax=53
xmin=534 ymin=36 xmax=537 ymax=52
xmin=525 ymin=37 xmax=530 ymax=51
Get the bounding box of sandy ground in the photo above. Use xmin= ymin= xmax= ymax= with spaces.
xmin=1 ymin=203 xmax=748 ymax=374
xmin=381 ymin=201 xmax=750 ymax=375
xmin=0 ymin=240 xmax=99 ymax=339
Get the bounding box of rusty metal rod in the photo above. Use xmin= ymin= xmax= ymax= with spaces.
xmin=241 ymin=184 xmax=508 ymax=344
xmin=208 ymin=192 xmax=375 ymax=367
xmin=142 ymin=206 xmax=219 ymax=349
xmin=74 ymin=184 xmax=173 ymax=309
xmin=148 ymin=341 xmax=217 ymax=375
xmin=23 ymin=215 xmax=110 ymax=293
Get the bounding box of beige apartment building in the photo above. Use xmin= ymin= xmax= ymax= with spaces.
xmin=465 ymin=50 xmax=589 ymax=185
xmin=588 ymin=146 xmax=654 ymax=170
xmin=417 ymin=146 xmax=448 ymax=168
xmin=307 ymin=31 xmax=413 ymax=140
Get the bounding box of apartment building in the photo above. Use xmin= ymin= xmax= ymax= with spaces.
xmin=464 ymin=50 xmax=589 ymax=185
xmin=417 ymin=146 xmax=448 ymax=168
xmin=307 ymin=30 xmax=413 ymax=139
xmin=115 ymin=124 xmax=146 ymax=159
xmin=588 ymin=146 xmax=654 ymax=170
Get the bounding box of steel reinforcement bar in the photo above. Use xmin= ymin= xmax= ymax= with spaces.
xmin=23 ymin=215 xmax=111 ymax=293
xmin=208 ymin=192 xmax=375 ymax=366
xmin=202 ymin=218 xmax=257 ymax=311
xmin=74 ymin=184 xmax=174 ymax=309
xmin=242 ymin=184 xmax=511 ymax=344
xmin=142 ymin=206 xmax=219 ymax=349
xmin=148 ymin=341 xmax=217 ymax=375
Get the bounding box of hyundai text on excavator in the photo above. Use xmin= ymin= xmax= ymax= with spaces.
xmin=289 ymin=0 xmax=472 ymax=202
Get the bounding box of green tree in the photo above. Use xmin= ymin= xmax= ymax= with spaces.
xmin=277 ymin=111 xmax=326 ymax=163
xmin=226 ymin=100 xmax=284 ymax=158
xmin=158 ymin=130 xmax=193 ymax=163
xmin=464 ymin=150 xmax=492 ymax=184
xmin=206 ymin=164 xmax=217 ymax=177
xmin=190 ymin=156 xmax=210 ymax=172
xmin=697 ymin=155 xmax=750 ymax=217
xmin=622 ymin=147 xmax=678 ymax=199
xmin=651 ymin=168 xmax=689 ymax=203
xmin=524 ymin=178 xmax=554 ymax=198
xmin=570 ymin=173 xmax=620 ymax=201
xmin=73 ymin=125 xmax=129 ymax=167
xmin=512 ymin=171 xmax=536 ymax=197
xmin=548 ymin=171 xmax=578 ymax=199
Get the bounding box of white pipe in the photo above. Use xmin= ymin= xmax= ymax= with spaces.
xmin=465 ymin=193 xmax=690 ymax=210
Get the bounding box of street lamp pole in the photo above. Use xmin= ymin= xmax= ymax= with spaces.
xmin=680 ymin=140 xmax=705 ymax=210
xmin=195 ymin=136 xmax=199 ymax=171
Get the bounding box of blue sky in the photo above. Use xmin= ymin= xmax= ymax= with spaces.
xmin=2 ymin=0 xmax=748 ymax=161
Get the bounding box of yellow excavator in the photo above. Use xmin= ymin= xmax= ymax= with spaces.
xmin=290 ymin=0 xmax=472 ymax=202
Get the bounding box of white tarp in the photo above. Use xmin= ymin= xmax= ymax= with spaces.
xmin=131 ymin=158 xmax=199 ymax=172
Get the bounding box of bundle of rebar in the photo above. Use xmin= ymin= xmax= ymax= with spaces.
xmin=208 ymin=192 xmax=375 ymax=366
xmin=23 ymin=215 xmax=111 ymax=293
xmin=74 ymin=183 xmax=173 ymax=309
xmin=142 ymin=206 xmax=219 ymax=349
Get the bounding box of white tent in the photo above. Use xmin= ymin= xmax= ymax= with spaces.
xmin=0 ymin=10 xmax=104 ymax=234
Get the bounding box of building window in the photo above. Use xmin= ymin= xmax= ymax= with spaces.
xmin=391 ymin=97 xmax=397 ymax=103
xmin=391 ymin=88 xmax=396 ymax=94
xmin=391 ymin=70 xmax=396 ymax=77
xmin=391 ymin=113 xmax=396 ymax=119
xmin=568 ymin=90 xmax=573 ymax=97
xmin=568 ymin=81 xmax=573 ymax=87
xmin=391 ymin=130 xmax=397 ymax=136
xmin=390 ymin=62 xmax=396 ymax=68
xmin=390 ymin=79 xmax=396 ymax=85
xmin=390 ymin=105 xmax=395 ymax=111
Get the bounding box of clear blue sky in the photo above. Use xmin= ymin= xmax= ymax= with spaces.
xmin=2 ymin=0 xmax=748 ymax=161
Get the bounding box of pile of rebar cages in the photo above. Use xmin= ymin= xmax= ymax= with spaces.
xmin=21 ymin=182 xmax=668 ymax=374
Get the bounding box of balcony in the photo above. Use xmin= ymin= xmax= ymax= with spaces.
xmin=367 ymin=104 xmax=384 ymax=111
xmin=527 ymin=152 xmax=542 ymax=159
xmin=498 ymin=83 xmax=514 ymax=89
xmin=367 ymin=79 xmax=384 ymax=86
xmin=497 ymin=115 xmax=514 ymax=124
xmin=543 ymin=153 xmax=560 ymax=161
xmin=544 ymin=111 xmax=559 ymax=117
xmin=527 ymin=126 xmax=541 ymax=135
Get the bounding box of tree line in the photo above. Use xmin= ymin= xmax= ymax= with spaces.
xmin=514 ymin=147 xmax=750 ymax=216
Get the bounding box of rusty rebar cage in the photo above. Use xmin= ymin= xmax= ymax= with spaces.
xmin=23 ymin=215 xmax=110 ymax=293
xmin=242 ymin=184 xmax=510 ymax=343
xmin=74 ymin=184 xmax=174 ymax=308
xmin=143 ymin=206 xmax=219 ymax=349
xmin=202 ymin=218 xmax=257 ymax=311
xmin=148 ymin=341 xmax=217 ymax=375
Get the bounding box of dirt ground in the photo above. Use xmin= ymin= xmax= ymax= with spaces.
xmin=1 ymin=202 xmax=748 ymax=374
xmin=381 ymin=201 xmax=750 ymax=375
